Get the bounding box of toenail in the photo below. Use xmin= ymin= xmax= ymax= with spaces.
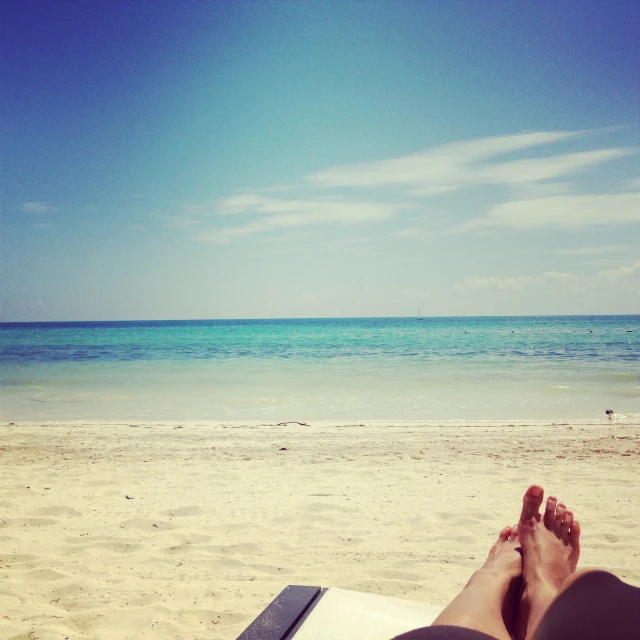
xmin=531 ymin=486 xmax=542 ymax=497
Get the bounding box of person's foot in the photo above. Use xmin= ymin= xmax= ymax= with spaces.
xmin=487 ymin=525 xmax=523 ymax=635
xmin=461 ymin=524 xmax=523 ymax=638
xmin=430 ymin=524 xmax=522 ymax=640
xmin=515 ymin=485 xmax=581 ymax=640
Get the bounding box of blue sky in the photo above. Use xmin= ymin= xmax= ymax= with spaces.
xmin=2 ymin=0 xmax=639 ymax=320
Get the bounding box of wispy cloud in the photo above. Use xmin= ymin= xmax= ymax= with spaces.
xmin=597 ymin=261 xmax=640 ymax=282
xmin=214 ymin=195 xmax=405 ymax=223
xmin=305 ymin=131 xmax=585 ymax=191
xmin=198 ymin=196 xmax=406 ymax=243
xmin=458 ymin=271 xmax=579 ymax=291
xmin=175 ymin=128 xmax=636 ymax=242
xmin=507 ymin=181 xmax=575 ymax=199
xmin=23 ymin=201 xmax=56 ymax=214
xmin=461 ymin=192 xmax=640 ymax=232
xmin=456 ymin=261 xmax=640 ymax=292
xmin=304 ymin=132 xmax=634 ymax=200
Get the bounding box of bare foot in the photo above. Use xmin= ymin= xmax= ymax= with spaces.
xmin=481 ymin=524 xmax=522 ymax=574
xmin=432 ymin=525 xmax=522 ymax=640
xmin=515 ymin=484 xmax=581 ymax=640
xmin=484 ymin=524 xmax=523 ymax=636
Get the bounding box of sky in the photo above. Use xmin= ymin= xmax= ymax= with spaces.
xmin=1 ymin=0 xmax=639 ymax=321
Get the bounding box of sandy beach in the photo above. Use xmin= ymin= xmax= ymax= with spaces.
xmin=1 ymin=420 xmax=639 ymax=639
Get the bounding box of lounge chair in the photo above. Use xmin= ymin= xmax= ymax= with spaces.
xmin=237 ymin=584 xmax=444 ymax=639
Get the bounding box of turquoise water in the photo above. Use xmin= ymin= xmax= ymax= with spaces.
xmin=1 ymin=316 xmax=638 ymax=422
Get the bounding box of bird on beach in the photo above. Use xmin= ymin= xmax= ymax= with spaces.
xmin=606 ymin=409 xmax=614 ymax=420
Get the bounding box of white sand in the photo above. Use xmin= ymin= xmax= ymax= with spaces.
xmin=1 ymin=420 xmax=639 ymax=639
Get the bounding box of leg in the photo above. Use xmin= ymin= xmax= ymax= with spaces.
xmin=515 ymin=485 xmax=581 ymax=640
xmin=533 ymin=568 xmax=640 ymax=639
xmin=393 ymin=628 xmax=498 ymax=639
xmin=394 ymin=525 xmax=522 ymax=640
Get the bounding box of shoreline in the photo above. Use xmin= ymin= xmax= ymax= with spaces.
xmin=2 ymin=420 xmax=639 ymax=639
xmin=4 ymin=416 xmax=638 ymax=428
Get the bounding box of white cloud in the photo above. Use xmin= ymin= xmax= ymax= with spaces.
xmin=473 ymin=149 xmax=631 ymax=188
xmin=508 ymin=181 xmax=575 ymax=199
xmin=175 ymin=128 xmax=637 ymax=242
xmin=457 ymin=261 xmax=640 ymax=292
xmin=197 ymin=221 xmax=270 ymax=244
xmin=198 ymin=196 xmax=406 ymax=243
xmin=596 ymin=261 xmax=640 ymax=283
xmin=306 ymin=131 xmax=583 ymax=189
xmin=461 ymin=192 xmax=640 ymax=232
xmin=23 ymin=201 xmax=56 ymax=214
xmin=216 ymin=194 xmax=268 ymax=216
xmin=459 ymin=271 xmax=579 ymax=291
xmin=303 ymin=131 xmax=634 ymax=199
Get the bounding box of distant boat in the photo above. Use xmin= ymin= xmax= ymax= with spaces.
xmin=416 ymin=307 xmax=423 ymax=320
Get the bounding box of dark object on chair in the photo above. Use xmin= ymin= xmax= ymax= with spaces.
xmin=237 ymin=585 xmax=326 ymax=640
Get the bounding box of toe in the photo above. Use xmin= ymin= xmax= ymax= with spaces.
xmin=509 ymin=524 xmax=519 ymax=541
xmin=569 ymin=520 xmax=581 ymax=568
xmin=499 ymin=525 xmax=512 ymax=541
xmin=544 ymin=496 xmax=558 ymax=530
xmin=520 ymin=484 xmax=544 ymax=524
xmin=560 ymin=511 xmax=573 ymax=545
xmin=569 ymin=519 xmax=581 ymax=549
xmin=554 ymin=503 xmax=567 ymax=537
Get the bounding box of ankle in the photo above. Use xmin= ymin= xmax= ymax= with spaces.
xmin=467 ymin=566 xmax=512 ymax=595
xmin=524 ymin=568 xmax=563 ymax=595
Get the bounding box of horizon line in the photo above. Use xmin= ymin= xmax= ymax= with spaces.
xmin=1 ymin=313 xmax=639 ymax=325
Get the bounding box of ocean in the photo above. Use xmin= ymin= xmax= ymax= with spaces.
xmin=1 ymin=316 xmax=638 ymax=422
